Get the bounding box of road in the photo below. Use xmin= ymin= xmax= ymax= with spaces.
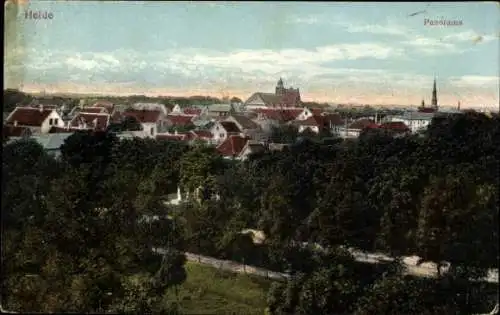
xmin=152 ymin=248 xmax=498 ymax=283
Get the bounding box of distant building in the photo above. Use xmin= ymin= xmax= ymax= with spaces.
xmin=386 ymin=112 xmax=435 ymax=133
xmin=5 ymin=106 xmax=65 ymax=134
xmin=418 ymin=77 xmax=439 ymax=113
xmin=245 ymin=78 xmax=302 ymax=109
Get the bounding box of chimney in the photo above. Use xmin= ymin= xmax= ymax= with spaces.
xmin=39 ymin=105 xmax=44 ymax=112
xmin=14 ymin=120 xmax=18 ymax=127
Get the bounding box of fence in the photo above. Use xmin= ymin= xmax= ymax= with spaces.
xmin=184 ymin=252 xmax=289 ymax=281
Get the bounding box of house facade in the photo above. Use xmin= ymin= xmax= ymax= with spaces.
xmin=121 ymin=109 xmax=168 ymax=138
xmin=210 ymin=121 xmax=242 ymax=144
xmin=335 ymin=118 xmax=379 ymax=138
xmin=5 ymin=106 xmax=65 ymax=134
xmin=386 ymin=112 xmax=435 ymax=133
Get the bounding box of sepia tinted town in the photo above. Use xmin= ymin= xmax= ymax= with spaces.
xmin=3 ymin=1 xmax=499 ymax=314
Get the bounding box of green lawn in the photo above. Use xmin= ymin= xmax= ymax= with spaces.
xmin=165 ymin=262 xmax=272 ymax=315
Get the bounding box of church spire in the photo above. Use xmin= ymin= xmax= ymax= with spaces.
xmin=431 ymin=76 xmax=438 ymax=110
xmin=275 ymin=77 xmax=285 ymax=96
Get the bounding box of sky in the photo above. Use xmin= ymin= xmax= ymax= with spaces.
xmin=4 ymin=1 xmax=500 ymax=108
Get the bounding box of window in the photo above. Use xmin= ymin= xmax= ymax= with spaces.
xmin=150 ymin=127 xmax=154 ymax=136
xmin=54 ymin=119 xmax=58 ymax=125
xmin=220 ymin=133 xmax=224 ymax=138
xmin=49 ymin=118 xmax=53 ymax=125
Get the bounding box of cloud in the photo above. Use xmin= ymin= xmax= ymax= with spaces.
xmin=401 ymin=36 xmax=458 ymax=55
xmin=5 ymin=44 xmax=497 ymax=107
xmin=449 ymin=75 xmax=498 ymax=87
xmin=442 ymin=30 xmax=498 ymax=44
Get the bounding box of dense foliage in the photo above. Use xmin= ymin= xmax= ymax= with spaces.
xmin=2 ymin=111 xmax=498 ymax=314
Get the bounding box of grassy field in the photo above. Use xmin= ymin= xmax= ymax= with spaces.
xmin=165 ymin=261 xmax=272 ymax=315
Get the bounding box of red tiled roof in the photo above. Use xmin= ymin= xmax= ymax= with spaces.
xmin=216 ymin=135 xmax=249 ymax=157
xmin=254 ymin=108 xmax=302 ymax=122
xmin=380 ymin=121 xmax=410 ymax=132
xmin=166 ymin=114 xmax=195 ymax=126
xmin=3 ymin=125 xmax=32 ymax=137
xmin=220 ymin=121 xmax=241 ymax=133
xmin=349 ymin=119 xmax=379 ymax=130
xmin=310 ymin=108 xmax=324 ymax=115
xmin=5 ymin=107 xmax=54 ymax=127
xmin=229 ymin=114 xmax=260 ymax=130
xmin=156 ymin=134 xmax=187 ymax=141
xmin=69 ymin=113 xmax=110 ymax=131
xmin=295 ymin=115 xmax=324 ymax=127
xmin=183 ymin=108 xmax=202 ymax=116
xmin=80 ymin=107 xmax=107 ymax=114
xmin=123 ymin=109 xmax=162 ymax=124
xmin=191 ymin=130 xmax=213 ymax=139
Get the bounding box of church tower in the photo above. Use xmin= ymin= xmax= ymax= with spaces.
xmin=275 ymin=77 xmax=285 ymax=96
xmin=431 ymin=77 xmax=438 ymax=111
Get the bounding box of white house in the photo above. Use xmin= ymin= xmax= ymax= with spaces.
xmin=295 ymin=107 xmax=323 ymax=121
xmin=386 ymin=111 xmax=435 ymax=133
xmin=5 ymin=106 xmax=65 ymax=134
xmin=171 ymin=104 xmax=183 ymax=114
xmin=210 ymin=121 xmax=243 ymax=144
xmin=121 ymin=109 xmax=168 ymax=138
xmin=335 ymin=118 xmax=379 ymax=139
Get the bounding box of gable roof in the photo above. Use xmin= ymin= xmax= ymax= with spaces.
xmin=228 ymin=114 xmax=260 ymax=130
xmin=166 ymin=114 xmax=195 ymax=126
xmin=69 ymin=113 xmax=110 ymax=131
xmin=6 ymin=107 xmax=55 ymax=127
xmin=156 ymin=133 xmax=188 ymax=141
xmin=80 ymin=107 xmax=108 ymax=114
xmin=254 ymin=108 xmax=303 ymax=122
xmin=254 ymin=93 xmax=282 ymax=106
xmin=219 ymin=121 xmax=241 ymax=133
xmin=216 ymin=135 xmax=249 ymax=157
xmin=122 ymin=109 xmax=162 ymax=123
xmin=183 ymin=108 xmax=202 ymax=115
xmin=380 ymin=121 xmax=410 ymax=132
xmin=295 ymin=115 xmax=324 ymax=127
xmin=92 ymin=101 xmax=115 ymax=112
xmin=349 ymin=119 xmax=379 ymax=130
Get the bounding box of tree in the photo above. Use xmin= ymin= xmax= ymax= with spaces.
xmin=353 ymin=275 xmax=459 ymax=315
xmin=267 ymin=249 xmax=361 ymax=315
xmin=2 ymin=135 xmax=187 ymax=313
xmin=269 ymin=125 xmax=298 ymax=144
xmin=230 ymin=96 xmax=242 ymax=104
xmin=415 ymin=166 xmax=498 ymax=278
xmin=179 ymin=145 xmax=225 ymax=200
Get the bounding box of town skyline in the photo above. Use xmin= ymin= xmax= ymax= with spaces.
xmin=4 ymin=1 xmax=499 ymax=109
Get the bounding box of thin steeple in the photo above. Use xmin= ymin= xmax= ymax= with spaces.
xmin=431 ymin=76 xmax=438 ymax=110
